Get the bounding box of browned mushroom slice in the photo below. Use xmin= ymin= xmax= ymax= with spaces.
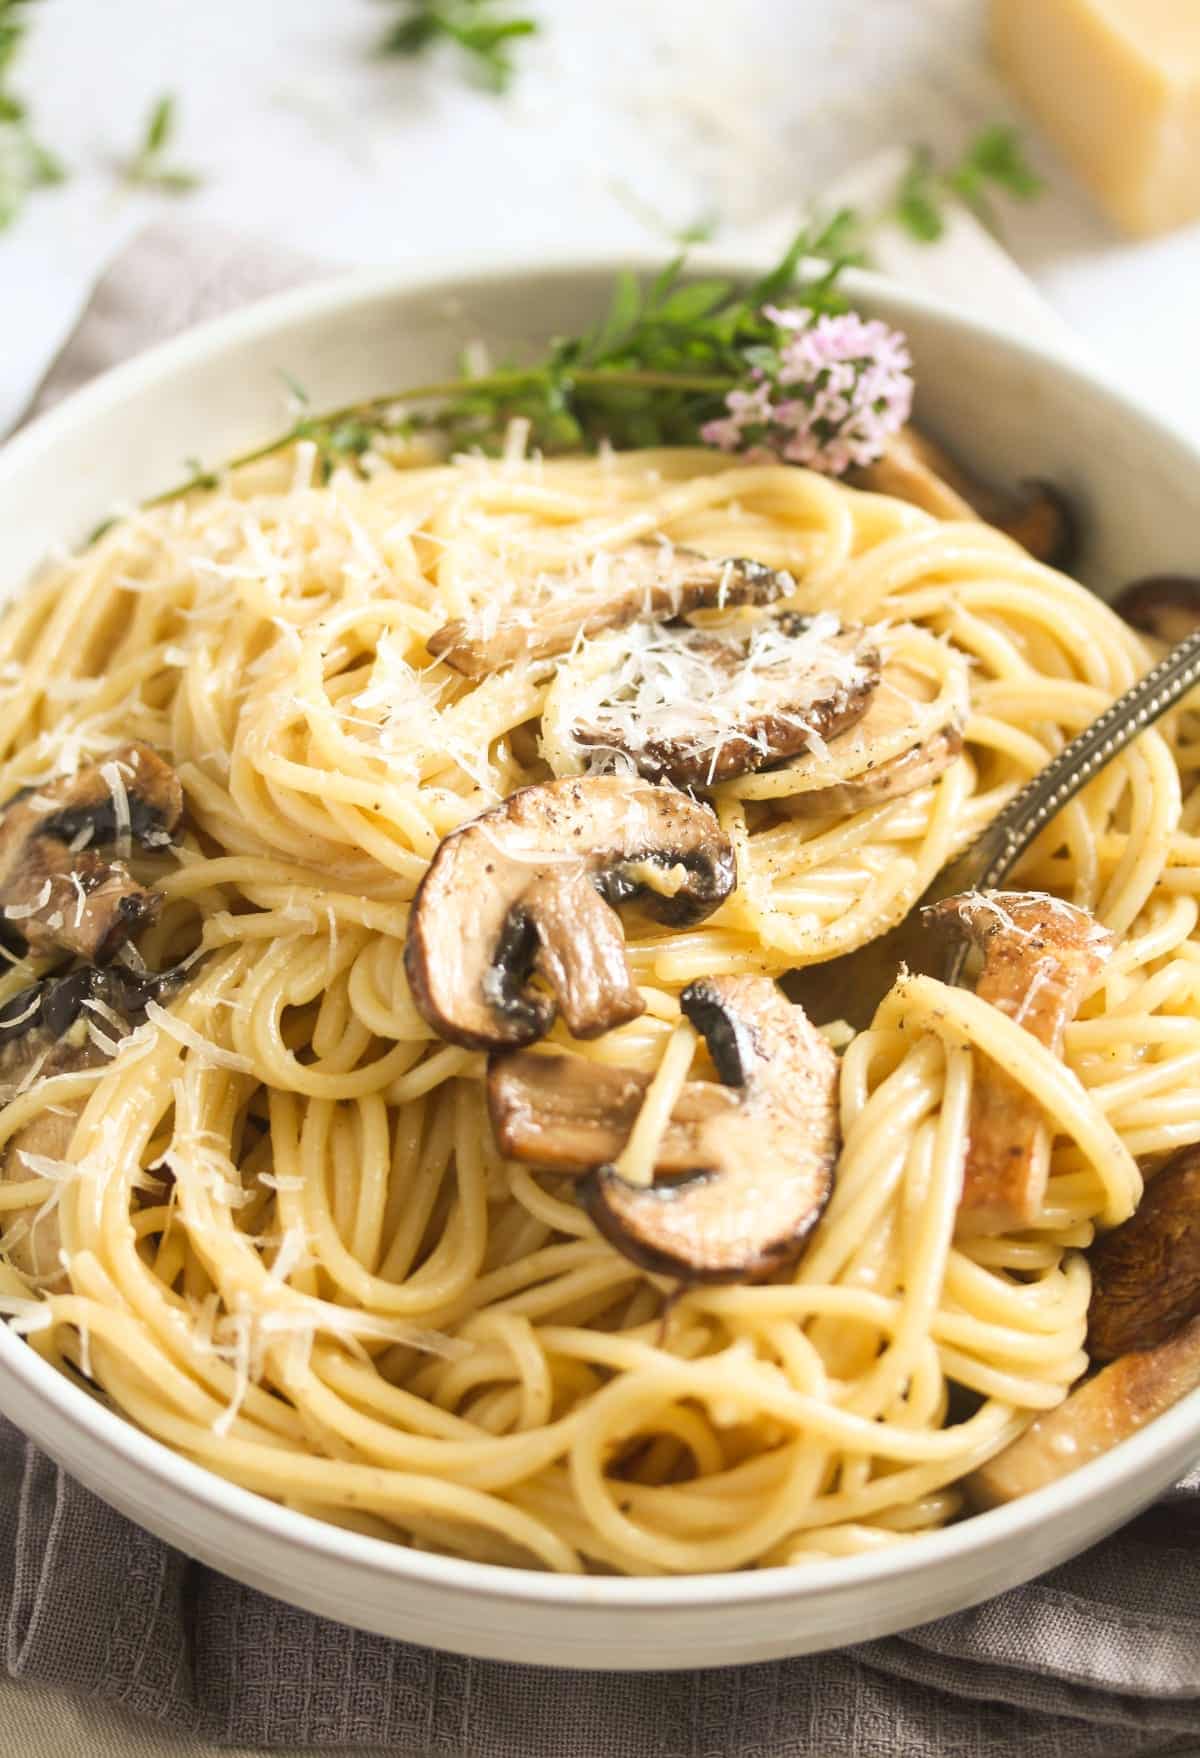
xmin=0 ymin=743 xmax=184 ymax=964
xmin=488 ymin=1049 xmax=740 ymax=1172
xmin=926 ymin=891 xmax=1115 ymax=1236
xmin=775 ymin=660 xmax=965 ymax=819
xmin=851 ymin=426 xmax=1076 ymax=569
xmin=546 ymin=613 xmax=880 ymax=790
xmin=404 ymin=777 xmax=734 ymax=1051
xmin=583 ymin=976 xmax=840 ymax=1283
xmin=965 ymin=1312 xmax=1200 ymax=1510
xmin=428 ymin=545 xmax=793 ymax=678
xmin=852 ymin=426 xmax=978 ymax=521
xmin=0 ymin=964 xmax=187 ymax=1285
xmin=1087 ymin=1143 xmax=1200 ymax=1361
xmin=1111 ymin=576 xmax=1200 ymax=645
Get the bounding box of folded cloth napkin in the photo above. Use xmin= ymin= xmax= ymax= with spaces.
xmin=3 ymin=221 xmax=1200 ymax=1757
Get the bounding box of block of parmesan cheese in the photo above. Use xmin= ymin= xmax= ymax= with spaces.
xmin=990 ymin=0 xmax=1200 ymax=237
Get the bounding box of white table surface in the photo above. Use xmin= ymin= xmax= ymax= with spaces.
xmin=4 ymin=1 xmax=1200 ymax=1751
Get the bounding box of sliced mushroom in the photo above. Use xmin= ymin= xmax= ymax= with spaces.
xmin=965 ymin=1312 xmax=1200 ymax=1510
xmin=582 ymin=975 xmax=840 ymax=1283
xmin=0 ymin=743 xmax=183 ymax=964
xmin=774 ymin=658 xmax=966 ymax=818
xmin=851 ymin=426 xmax=1076 ymax=570
xmin=542 ymin=612 xmax=880 ymax=789
xmin=0 ymin=963 xmax=188 ymax=1285
xmin=1111 ymin=576 xmax=1200 ymax=646
xmin=488 ymin=1050 xmax=741 ymax=1172
xmin=404 ymin=777 xmax=734 ymax=1051
xmin=1087 ymin=1143 xmax=1200 ymax=1361
xmin=926 ymin=891 xmax=1115 ymax=1236
xmin=428 ymin=545 xmax=793 ymax=678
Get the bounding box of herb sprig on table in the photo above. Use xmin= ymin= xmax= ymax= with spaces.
xmin=0 ymin=0 xmax=65 ymax=232
xmin=805 ymin=125 xmax=1046 ymax=261
xmin=893 ymin=124 xmax=1043 ymax=243
xmin=117 ymin=94 xmax=203 ymax=195
xmin=376 ymin=0 xmax=538 ymax=94
xmin=144 ymin=221 xmax=910 ymax=514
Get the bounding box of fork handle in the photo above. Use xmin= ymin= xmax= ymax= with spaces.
xmin=927 ymin=624 xmax=1200 ymax=910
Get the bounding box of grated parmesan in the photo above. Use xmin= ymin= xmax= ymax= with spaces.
xmin=4 ymin=878 xmax=53 ymax=921
xmin=144 ymin=1000 xmax=255 ymax=1074
xmin=547 ymin=612 xmax=871 ymax=783
xmin=98 ymin=759 xmax=132 ymax=861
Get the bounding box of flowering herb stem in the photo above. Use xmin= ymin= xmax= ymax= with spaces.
xmin=138 ymin=227 xmax=911 ymax=514
xmin=142 ymin=366 xmax=737 ymax=509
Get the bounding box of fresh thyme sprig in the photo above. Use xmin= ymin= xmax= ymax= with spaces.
xmin=117 ymin=94 xmax=202 ymax=194
xmin=893 ymin=124 xmax=1043 ymax=243
xmin=376 ymin=0 xmax=538 ymax=94
xmin=0 ymin=0 xmax=65 ymax=232
xmin=141 ymin=224 xmax=859 ymax=510
xmin=801 ymin=125 xmax=1045 ymax=262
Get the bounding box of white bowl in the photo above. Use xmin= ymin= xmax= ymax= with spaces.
xmin=3 ymin=254 xmax=1200 ymax=1670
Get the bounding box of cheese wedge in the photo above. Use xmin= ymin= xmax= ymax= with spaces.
xmin=990 ymin=0 xmax=1200 ymax=237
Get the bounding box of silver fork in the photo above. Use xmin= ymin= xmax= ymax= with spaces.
xmin=787 ymin=626 xmax=1200 ymax=1032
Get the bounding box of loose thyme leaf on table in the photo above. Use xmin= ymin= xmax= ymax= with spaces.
xmin=142 ymin=223 xmax=918 ymax=513
xmin=376 ymin=0 xmax=538 ymax=94
xmin=893 ymin=123 xmax=1044 ymax=244
xmin=117 ymin=93 xmax=203 ymax=194
xmin=0 ymin=0 xmax=66 ymax=232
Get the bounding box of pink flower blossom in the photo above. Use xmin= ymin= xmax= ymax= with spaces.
xmin=702 ymin=307 xmax=914 ymax=476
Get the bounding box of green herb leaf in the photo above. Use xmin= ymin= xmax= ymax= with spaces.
xmin=892 ymin=124 xmax=1044 ymax=243
xmin=805 ymin=206 xmax=870 ymax=265
xmin=145 ymin=93 xmax=173 ymax=155
xmin=954 ymin=122 xmax=1043 ymax=201
xmin=278 ymin=370 xmax=311 ymax=409
xmin=376 ymin=0 xmax=538 ymax=93
xmin=0 ymin=0 xmax=39 ymax=82
xmin=894 ymin=145 xmax=947 ymax=243
xmin=674 ymin=211 xmax=719 ymax=246
xmin=0 ymin=0 xmax=66 ymax=231
xmin=585 ymin=269 xmax=643 ymax=363
xmin=652 ymin=279 xmax=732 ymax=326
xmin=118 ymin=91 xmax=203 ymax=195
xmin=27 ymin=135 xmax=62 ymax=183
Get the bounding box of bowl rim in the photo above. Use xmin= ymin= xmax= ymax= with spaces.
xmin=2 ymin=244 xmax=1199 ymax=1612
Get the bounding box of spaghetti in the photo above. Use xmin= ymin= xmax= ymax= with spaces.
xmin=0 ymin=440 xmax=1196 ymax=1574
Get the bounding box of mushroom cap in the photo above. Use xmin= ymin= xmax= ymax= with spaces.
xmin=427 ymin=545 xmax=795 ymax=678
xmin=851 ymin=426 xmax=1077 ymax=570
xmin=851 ymin=426 xmax=979 ymax=521
xmin=404 ymin=776 xmax=735 ymax=1051
xmin=997 ymin=480 xmax=1077 ymax=572
xmin=488 ymin=1049 xmax=740 ymax=1173
xmin=0 ymin=961 xmax=192 ymax=1103
xmin=0 ymin=962 xmax=191 ymax=1288
xmin=926 ymin=890 xmax=1114 ymax=1236
xmin=1111 ymin=576 xmax=1200 ymax=646
xmin=0 ymin=743 xmax=183 ymax=965
xmin=773 ymin=655 xmax=967 ymax=819
xmin=583 ymin=974 xmax=840 ymax=1283
xmin=966 ymin=1312 xmax=1200 ymax=1511
xmin=542 ymin=612 xmax=880 ymax=790
xmin=1088 ymin=1143 xmax=1200 ymax=1361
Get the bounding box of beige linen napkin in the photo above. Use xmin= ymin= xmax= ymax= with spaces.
xmin=1 ymin=221 xmax=1199 ymax=1756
